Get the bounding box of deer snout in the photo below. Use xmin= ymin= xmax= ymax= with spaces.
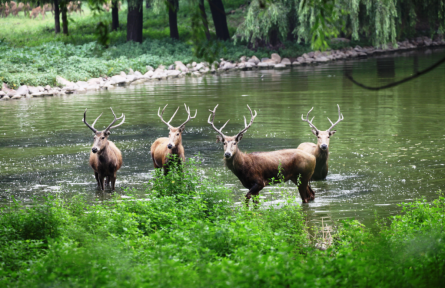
xmin=92 ymin=147 xmax=98 ymax=153
xmin=320 ymin=144 xmax=328 ymax=150
xmin=224 ymin=152 xmax=232 ymax=158
xmin=167 ymin=143 xmax=174 ymax=149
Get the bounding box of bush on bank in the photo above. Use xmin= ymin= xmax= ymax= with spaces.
xmin=0 ymin=159 xmax=444 ymax=287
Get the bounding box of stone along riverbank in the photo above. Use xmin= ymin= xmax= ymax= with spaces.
xmin=1 ymin=36 xmax=444 ymax=100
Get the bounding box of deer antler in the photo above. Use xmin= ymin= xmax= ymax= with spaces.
xmin=208 ymin=104 xmax=229 ymax=139
xmin=83 ymin=108 xmax=99 ymax=133
xmin=327 ymin=104 xmax=344 ymax=131
xmin=235 ymin=105 xmax=257 ymax=139
xmin=157 ymin=104 xmax=180 ymax=129
xmin=105 ymin=108 xmax=125 ymax=132
xmin=301 ymin=107 xmax=320 ymax=132
xmin=178 ymin=103 xmax=197 ymax=129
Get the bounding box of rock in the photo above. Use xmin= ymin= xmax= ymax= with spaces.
xmin=111 ymin=75 xmax=126 ymax=84
xmin=155 ymin=65 xmax=166 ymax=73
xmin=261 ymin=57 xmax=270 ymax=62
xmin=302 ymin=53 xmax=310 ymax=59
xmin=258 ymin=62 xmax=272 ymax=69
xmin=75 ymin=81 xmax=89 ymax=88
xmin=292 ymin=61 xmax=301 ymax=66
xmin=240 ymin=56 xmax=246 ymax=62
xmin=128 ymin=68 xmax=134 ymax=75
xmin=271 ymin=53 xmax=281 ymax=64
xmin=146 ymin=65 xmax=154 ymax=71
xmin=16 ymin=85 xmax=29 ymax=96
xmin=175 ymin=61 xmax=188 ymax=72
xmin=131 ymin=79 xmax=147 ymax=85
xmin=281 ymin=58 xmax=291 ymax=66
xmin=195 ymin=63 xmax=204 ymax=70
xmin=192 ymin=62 xmax=197 ymax=67
xmin=144 ymin=70 xmax=154 ymax=78
xmin=32 ymin=92 xmax=44 ymax=97
xmin=88 ymin=78 xmax=102 ymax=85
xmin=2 ymin=95 xmax=10 ymax=100
xmin=56 ymin=76 xmax=73 ymax=86
xmin=245 ymin=62 xmax=254 ymax=69
xmin=315 ymin=56 xmax=329 ymax=62
xmin=7 ymin=90 xmax=16 ymax=97
xmin=104 ymin=84 xmax=115 ymax=90
xmin=119 ymin=71 xmax=127 ymax=77
xmin=186 ymin=63 xmax=192 ymax=68
xmin=250 ymin=55 xmax=260 ymax=64
xmin=86 ymin=85 xmax=100 ymax=91
xmin=37 ymin=86 xmax=45 ymax=92
xmin=11 ymin=94 xmax=22 ymax=99
xmin=126 ymin=75 xmax=136 ymax=83
xmin=192 ymin=71 xmax=201 ymax=77
xmin=76 ymin=88 xmax=87 ymax=93
xmin=297 ymin=57 xmax=305 ymax=62
xmin=167 ymin=70 xmax=181 ymax=77
xmin=168 ymin=64 xmax=175 ymax=70
xmin=274 ymin=63 xmax=286 ymax=69
xmin=308 ymin=52 xmax=315 ymax=58
xmin=0 ymin=91 xmax=5 ymax=98
xmin=358 ymin=52 xmax=368 ymax=58
xmin=134 ymin=71 xmax=143 ymax=78
xmin=223 ymin=62 xmax=236 ymax=70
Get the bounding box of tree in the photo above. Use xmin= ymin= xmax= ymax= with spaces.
xmin=168 ymin=0 xmax=179 ymax=39
xmin=208 ymin=0 xmax=230 ymax=41
xmin=54 ymin=0 xmax=61 ymax=34
xmin=127 ymin=0 xmax=143 ymax=43
xmin=199 ymin=0 xmax=210 ymax=40
xmin=60 ymin=0 xmax=68 ymax=35
xmin=111 ymin=0 xmax=119 ymax=31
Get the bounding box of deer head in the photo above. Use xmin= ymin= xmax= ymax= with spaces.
xmin=208 ymin=104 xmax=257 ymax=159
xmin=83 ymin=108 xmax=125 ymax=154
xmin=158 ymin=104 xmax=197 ymax=150
xmin=301 ymin=104 xmax=343 ymax=152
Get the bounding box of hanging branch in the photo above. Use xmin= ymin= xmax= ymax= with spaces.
xmin=345 ymin=55 xmax=445 ymax=91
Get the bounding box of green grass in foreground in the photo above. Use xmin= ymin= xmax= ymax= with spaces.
xmin=0 ymin=158 xmax=444 ymax=287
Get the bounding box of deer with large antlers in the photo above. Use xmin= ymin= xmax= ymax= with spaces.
xmin=150 ymin=104 xmax=197 ymax=173
xmin=208 ymin=104 xmax=316 ymax=203
xmin=83 ymin=108 xmax=125 ymax=190
xmin=297 ymin=105 xmax=344 ymax=180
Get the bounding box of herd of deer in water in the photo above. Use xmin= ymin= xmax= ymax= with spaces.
xmin=82 ymin=104 xmax=344 ymax=204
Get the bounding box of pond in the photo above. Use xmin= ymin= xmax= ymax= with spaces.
xmin=1 ymin=47 xmax=444 ymax=226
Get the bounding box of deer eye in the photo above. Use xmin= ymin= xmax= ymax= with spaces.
xmin=233 ymin=143 xmax=236 ymax=145
xmin=177 ymin=133 xmax=179 ymax=136
xmin=101 ymin=137 xmax=105 ymax=140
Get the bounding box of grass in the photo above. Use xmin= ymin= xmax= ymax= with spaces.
xmin=0 ymin=1 xmax=315 ymax=87
xmin=0 ymin=157 xmax=444 ymax=287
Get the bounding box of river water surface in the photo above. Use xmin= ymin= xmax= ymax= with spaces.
xmin=1 ymin=48 xmax=444 ymax=226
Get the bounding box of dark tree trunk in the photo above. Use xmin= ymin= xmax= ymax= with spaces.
xmin=111 ymin=0 xmax=119 ymax=31
xmin=208 ymin=0 xmax=230 ymax=41
xmin=54 ymin=0 xmax=60 ymax=34
xmin=168 ymin=0 xmax=179 ymax=39
xmin=61 ymin=1 xmax=68 ymax=35
xmin=127 ymin=0 xmax=143 ymax=43
xmin=199 ymin=0 xmax=210 ymax=40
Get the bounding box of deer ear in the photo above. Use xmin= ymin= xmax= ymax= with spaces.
xmin=216 ymin=135 xmax=223 ymax=143
xmin=236 ymin=133 xmax=244 ymax=142
xmin=311 ymin=129 xmax=318 ymax=136
xmin=179 ymin=126 xmax=185 ymax=133
xmin=329 ymin=130 xmax=336 ymax=136
xmin=105 ymin=131 xmax=111 ymax=136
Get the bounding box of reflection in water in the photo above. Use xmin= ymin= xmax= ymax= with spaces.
xmin=0 ymin=48 xmax=445 ymax=226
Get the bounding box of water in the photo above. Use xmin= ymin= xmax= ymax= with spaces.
xmin=1 ymin=48 xmax=445 ymax=226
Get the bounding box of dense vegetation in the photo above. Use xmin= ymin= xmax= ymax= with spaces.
xmin=0 ymin=159 xmax=444 ymax=287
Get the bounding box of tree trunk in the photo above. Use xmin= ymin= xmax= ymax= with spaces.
xmin=61 ymin=1 xmax=68 ymax=35
xmin=168 ymin=0 xmax=179 ymax=39
xmin=199 ymin=0 xmax=210 ymax=40
xmin=111 ymin=0 xmax=119 ymax=31
xmin=146 ymin=0 xmax=150 ymax=9
xmin=127 ymin=0 xmax=143 ymax=43
xmin=208 ymin=0 xmax=229 ymax=41
xmin=54 ymin=0 xmax=60 ymax=34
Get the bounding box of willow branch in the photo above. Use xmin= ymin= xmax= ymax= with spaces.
xmin=345 ymin=55 xmax=445 ymax=91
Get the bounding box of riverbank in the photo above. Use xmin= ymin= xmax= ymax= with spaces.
xmin=0 ymin=161 xmax=444 ymax=286
xmin=1 ymin=35 xmax=444 ymax=100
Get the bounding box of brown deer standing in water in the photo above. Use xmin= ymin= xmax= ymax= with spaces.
xmin=297 ymin=105 xmax=344 ymax=180
xmin=150 ymin=104 xmax=197 ymax=173
xmin=208 ymin=104 xmax=316 ymax=203
xmin=83 ymin=108 xmax=125 ymax=190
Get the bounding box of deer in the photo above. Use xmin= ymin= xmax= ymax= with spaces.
xmin=150 ymin=104 xmax=197 ymax=174
xmin=208 ymin=104 xmax=317 ymax=204
xmin=297 ymin=105 xmax=344 ymax=180
xmin=83 ymin=108 xmax=125 ymax=191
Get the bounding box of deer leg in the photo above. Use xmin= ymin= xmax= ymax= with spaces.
xmin=245 ymin=183 xmax=264 ymax=206
xmin=98 ymin=175 xmax=105 ymax=191
xmin=297 ymin=178 xmax=313 ymax=203
xmin=105 ymin=176 xmax=111 ymax=188
xmin=94 ymin=172 xmax=101 ymax=189
xmin=111 ymin=174 xmax=117 ymax=191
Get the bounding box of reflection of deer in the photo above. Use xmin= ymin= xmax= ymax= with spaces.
xmin=150 ymin=104 xmax=197 ymax=174
xmin=83 ymin=108 xmax=125 ymax=191
xmin=208 ymin=105 xmax=316 ymax=204
xmin=297 ymin=105 xmax=344 ymax=180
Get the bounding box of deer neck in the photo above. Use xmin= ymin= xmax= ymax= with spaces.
xmin=224 ymin=150 xmax=245 ymax=175
xmin=316 ymin=145 xmax=329 ymax=161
